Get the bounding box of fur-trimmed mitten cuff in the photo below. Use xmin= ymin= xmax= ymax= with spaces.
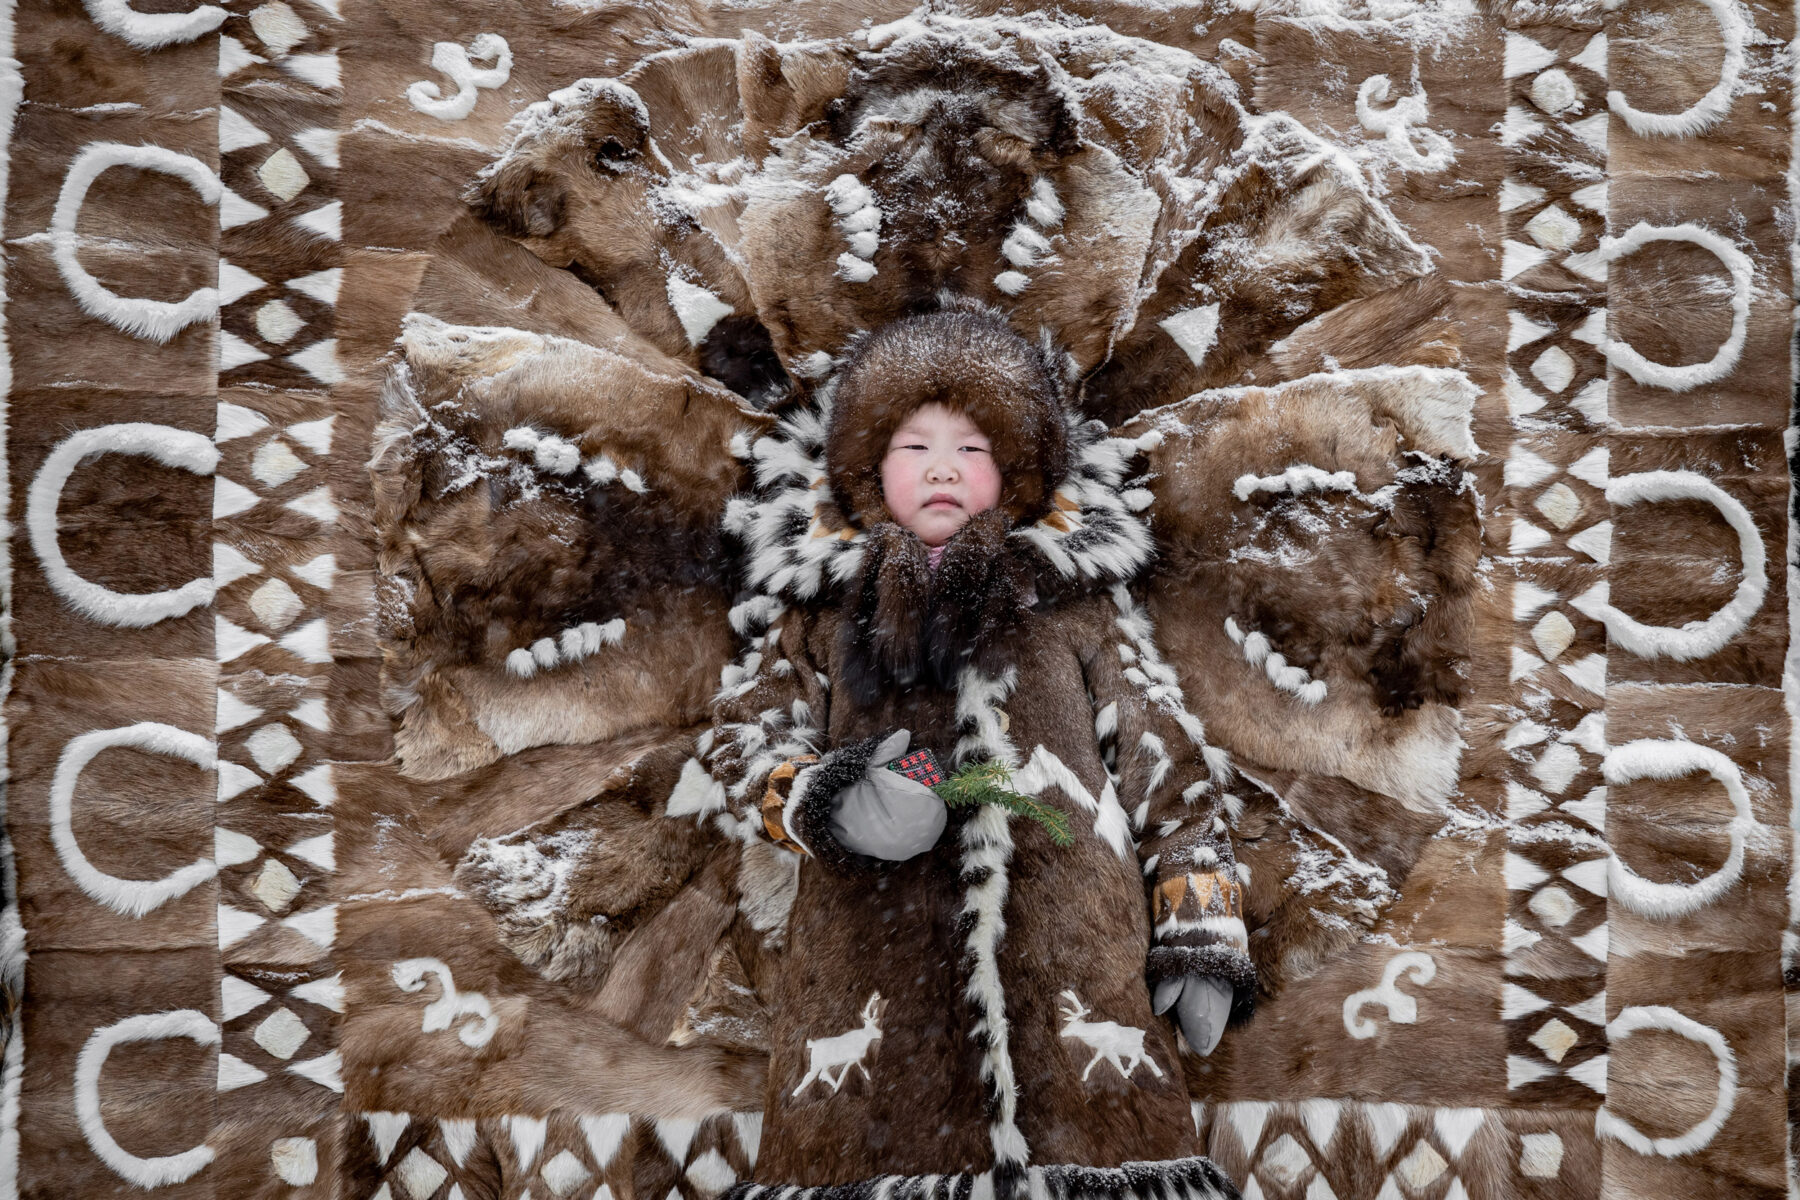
xmin=782 ymin=733 xmax=891 ymax=876
xmin=1147 ymin=943 xmax=1258 ymax=1026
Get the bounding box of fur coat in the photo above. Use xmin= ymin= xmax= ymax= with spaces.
xmin=454 ymin=308 xmax=1395 ymax=1200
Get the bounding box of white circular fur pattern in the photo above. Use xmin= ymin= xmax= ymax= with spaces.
xmin=1590 ymin=224 xmax=1753 ymax=392
xmin=1602 ymin=738 xmax=1754 ymax=919
xmin=26 ymin=423 xmax=219 ymax=627
xmin=51 ymin=723 xmax=218 ymax=918
xmin=1596 ymin=471 xmax=1765 ymax=661
xmin=76 ymin=1011 xmax=219 ymax=1187
xmin=1596 ymin=1005 xmax=1739 ymax=1157
xmin=52 ymin=144 xmax=220 ymax=343
xmin=1607 ymin=0 xmax=1750 ymax=138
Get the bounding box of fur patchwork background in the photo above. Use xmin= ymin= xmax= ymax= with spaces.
xmin=1 ymin=0 xmax=1796 ymax=1196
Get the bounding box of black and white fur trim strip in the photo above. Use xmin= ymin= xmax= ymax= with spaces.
xmin=721 ymin=398 xmax=1159 ymax=607
xmin=953 ymin=665 xmax=1029 ymax=1179
xmin=721 ymin=1155 xmax=1240 ymax=1200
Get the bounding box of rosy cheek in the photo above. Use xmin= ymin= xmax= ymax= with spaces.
xmin=966 ymin=459 xmax=1002 ymax=512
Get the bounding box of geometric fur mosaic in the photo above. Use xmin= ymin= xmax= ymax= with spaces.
xmin=1 ymin=0 xmax=1795 ymax=1196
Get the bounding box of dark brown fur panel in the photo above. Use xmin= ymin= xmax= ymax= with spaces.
xmin=824 ymin=35 xmax=1081 ymax=299
xmin=452 ymin=738 xmax=716 ymax=987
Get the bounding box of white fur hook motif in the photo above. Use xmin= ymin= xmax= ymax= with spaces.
xmin=1356 ymin=75 xmax=1455 ymax=172
xmin=76 ymin=1011 xmax=219 ymax=1187
xmin=407 ymin=34 xmax=513 ymax=121
xmin=1608 ymin=0 xmax=1750 ymax=138
xmin=1342 ymin=950 xmax=1437 ymax=1038
xmin=27 ymin=423 xmax=219 ymax=627
xmin=1596 ymin=1006 xmax=1738 ymax=1157
xmin=392 ymin=958 xmax=499 ymax=1048
xmin=52 ymin=144 xmax=220 ymax=342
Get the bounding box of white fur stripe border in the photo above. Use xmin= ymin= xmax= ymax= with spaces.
xmin=722 ymin=1155 xmax=1240 ymax=1200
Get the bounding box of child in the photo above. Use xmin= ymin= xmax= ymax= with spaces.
xmin=701 ymin=302 xmax=1252 ymax=1199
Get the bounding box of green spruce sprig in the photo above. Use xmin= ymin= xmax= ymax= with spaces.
xmin=935 ymin=760 xmax=1073 ymax=848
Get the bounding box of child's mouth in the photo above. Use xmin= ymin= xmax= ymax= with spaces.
xmin=925 ymin=493 xmax=960 ymax=510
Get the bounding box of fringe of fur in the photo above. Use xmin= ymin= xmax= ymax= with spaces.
xmin=723 ymin=1155 xmax=1238 ymax=1200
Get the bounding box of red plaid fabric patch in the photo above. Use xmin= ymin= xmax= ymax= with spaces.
xmin=886 ymin=748 xmax=943 ymax=787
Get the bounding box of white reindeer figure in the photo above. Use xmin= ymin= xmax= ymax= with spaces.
xmin=793 ymin=992 xmax=885 ymax=1098
xmin=1059 ymin=990 xmax=1164 ymax=1083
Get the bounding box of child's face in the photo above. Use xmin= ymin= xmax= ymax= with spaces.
xmin=880 ymin=403 xmax=1002 ymax=547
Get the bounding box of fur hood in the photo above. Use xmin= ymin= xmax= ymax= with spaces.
xmin=724 ymin=331 xmax=1159 ymax=614
xmin=724 ymin=309 xmax=1160 ymax=699
xmin=824 ymin=305 xmax=1070 ymax=527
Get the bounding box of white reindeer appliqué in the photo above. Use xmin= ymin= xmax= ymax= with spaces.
xmin=1059 ymin=990 xmax=1164 ymax=1083
xmin=793 ymin=992 xmax=884 ymax=1098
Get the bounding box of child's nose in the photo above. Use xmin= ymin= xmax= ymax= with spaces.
xmin=925 ymin=458 xmax=958 ymax=483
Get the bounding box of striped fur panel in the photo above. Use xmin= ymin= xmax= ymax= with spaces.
xmin=722 ymin=1155 xmax=1238 ymax=1200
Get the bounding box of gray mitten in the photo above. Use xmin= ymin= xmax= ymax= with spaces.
xmin=826 ymin=731 xmax=947 ymax=862
xmin=1152 ymin=974 xmax=1234 ymax=1056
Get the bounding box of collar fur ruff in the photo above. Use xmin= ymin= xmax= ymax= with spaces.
xmin=723 ymin=398 xmax=1160 ymax=676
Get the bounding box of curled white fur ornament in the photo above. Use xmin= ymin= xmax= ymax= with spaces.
xmin=392 ymin=958 xmax=498 ymax=1047
xmin=81 ymin=0 xmax=224 ymax=49
xmin=1596 ymin=1006 xmax=1738 ymax=1157
xmin=52 ymin=144 xmax=220 ymax=343
xmin=27 ymin=423 xmax=219 ymax=626
xmin=1602 ymin=738 xmax=1754 ymax=918
xmin=1607 ymin=0 xmax=1749 ymax=138
xmin=1343 ymin=950 xmax=1436 ymax=1038
xmin=1578 ymin=224 xmax=1753 ymax=391
xmin=407 ymin=34 xmax=512 ymax=121
xmin=1586 ymin=471 xmax=1765 ymax=661
xmin=51 ymin=723 xmax=218 ymax=917
xmin=76 ymin=1011 xmax=219 ymax=1186
xmin=1356 ymin=75 xmax=1455 ymax=172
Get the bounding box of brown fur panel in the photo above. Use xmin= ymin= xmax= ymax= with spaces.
xmin=1226 ymin=780 xmax=1405 ymax=993
xmin=1124 ymin=370 xmax=1480 ymax=813
xmin=737 ymin=30 xmax=856 ymax=160
xmin=465 ymin=70 xmax=758 ymax=367
xmin=824 ymin=305 xmax=1069 ymax=526
xmin=1083 ymin=130 xmax=1433 ymax=425
xmin=370 ymin=313 xmax=769 ymax=777
xmin=731 ymin=25 xmax=1167 ymax=376
xmin=453 ymin=738 xmax=718 ymax=990
xmin=341 ymin=895 xmax=766 ymax=1119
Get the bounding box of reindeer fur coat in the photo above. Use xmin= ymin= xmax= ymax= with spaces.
xmin=457 ymin=309 xmax=1393 ymax=1200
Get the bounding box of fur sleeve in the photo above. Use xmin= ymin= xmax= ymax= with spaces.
xmin=703 ymin=605 xmax=834 ymax=850
xmin=1083 ymin=586 xmax=1258 ymax=1024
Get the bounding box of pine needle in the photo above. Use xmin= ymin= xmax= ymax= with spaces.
xmin=935 ymin=760 xmax=1073 ymax=847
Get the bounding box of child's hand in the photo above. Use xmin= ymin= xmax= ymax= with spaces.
xmin=1152 ymin=974 xmax=1233 ymax=1056
xmin=826 ymin=730 xmax=948 ymax=861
